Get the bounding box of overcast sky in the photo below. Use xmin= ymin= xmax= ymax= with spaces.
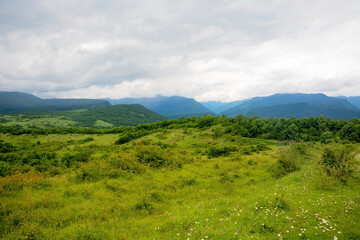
xmin=1 ymin=0 xmax=360 ymax=102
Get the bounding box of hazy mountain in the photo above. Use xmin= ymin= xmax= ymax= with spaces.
xmin=246 ymin=103 xmax=360 ymax=120
xmin=107 ymin=96 xmax=214 ymax=119
xmin=201 ymin=100 xmax=247 ymax=114
xmin=337 ymin=96 xmax=360 ymax=109
xmin=221 ymin=93 xmax=359 ymax=117
xmin=0 ymin=92 xmax=110 ymax=114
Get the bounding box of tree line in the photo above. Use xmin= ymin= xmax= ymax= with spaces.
xmin=0 ymin=114 xmax=359 ymax=143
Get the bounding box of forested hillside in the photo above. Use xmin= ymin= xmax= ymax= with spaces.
xmin=0 ymin=104 xmax=166 ymax=128
xmin=0 ymin=92 xmax=110 ymax=114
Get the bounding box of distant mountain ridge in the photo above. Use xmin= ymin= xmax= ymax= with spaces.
xmin=246 ymin=103 xmax=360 ymax=120
xmin=0 ymin=92 xmax=110 ymax=114
xmin=201 ymin=100 xmax=247 ymax=114
xmin=337 ymin=96 xmax=360 ymax=109
xmin=107 ymin=96 xmax=214 ymax=119
xmin=2 ymin=91 xmax=360 ymax=121
xmin=220 ymin=93 xmax=360 ymax=120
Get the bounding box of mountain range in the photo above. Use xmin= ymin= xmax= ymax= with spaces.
xmin=1 ymin=91 xmax=360 ymax=121
xmin=0 ymin=91 xmax=109 ymax=114
xmin=218 ymin=93 xmax=360 ymax=120
xmin=107 ymin=95 xmax=214 ymax=119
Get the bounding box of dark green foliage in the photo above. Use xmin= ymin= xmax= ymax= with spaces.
xmin=134 ymin=199 xmax=154 ymax=214
xmin=197 ymin=114 xmax=215 ymax=128
xmin=0 ymin=118 xmax=9 ymax=123
xmin=61 ymin=149 xmax=91 ymax=168
xmin=135 ymin=144 xmax=170 ymax=168
xmin=208 ymin=145 xmax=237 ymax=157
xmin=0 ymin=161 xmax=11 ymax=176
xmin=321 ymin=145 xmax=355 ymax=183
xmin=78 ymin=137 xmax=94 ymax=144
xmin=115 ymin=130 xmax=150 ymax=145
xmin=108 ymin=153 xmax=145 ymax=174
xmin=0 ymin=140 xmax=16 ymax=153
xmin=272 ymin=147 xmax=300 ymax=178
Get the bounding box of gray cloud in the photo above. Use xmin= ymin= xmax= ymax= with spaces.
xmin=1 ymin=0 xmax=360 ymax=101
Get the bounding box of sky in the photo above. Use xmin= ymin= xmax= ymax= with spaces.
xmin=0 ymin=0 xmax=360 ymax=102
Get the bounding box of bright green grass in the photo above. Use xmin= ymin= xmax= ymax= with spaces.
xmin=0 ymin=127 xmax=359 ymax=239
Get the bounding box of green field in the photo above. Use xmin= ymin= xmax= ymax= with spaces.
xmin=0 ymin=116 xmax=359 ymax=239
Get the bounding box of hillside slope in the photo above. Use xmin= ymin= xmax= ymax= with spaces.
xmin=0 ymin=92 xmax=110 ymax=114
xmin=0 ymin=104 xmax=167 ymax=128
xmin=108 ymin=95 xmax=214 ymax=119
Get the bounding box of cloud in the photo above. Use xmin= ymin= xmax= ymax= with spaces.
xmin=0 ymin=0 xmax=360 ymax=102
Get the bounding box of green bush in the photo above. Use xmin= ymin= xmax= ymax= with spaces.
xmin=207 ymin=146 xmax=237 ymax=158
xmin=108 ymin=153 xmax=145 ymax=174
xmin=321 ymin=145 xmax=355 ymax=183
xmin=135 ymin=144 xmax=170 ymax=168
xmin=78 ymin=137 xmax=94 ymax=144
xmin=272 ymin=148 xmax=299 ymax=178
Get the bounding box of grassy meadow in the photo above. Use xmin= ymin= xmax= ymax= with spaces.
xmin=0 ymin=118 xmax=359 ymax=239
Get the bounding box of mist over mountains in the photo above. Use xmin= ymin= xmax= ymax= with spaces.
xmin=1 ymin=91 xmax=360 ymax=121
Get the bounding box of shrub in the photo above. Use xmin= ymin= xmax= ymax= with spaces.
xmin=0 ymin=161 xmax=11 ymax=177
xmin=115 ymin=130 xmax=150 ymax=145
xmin=108 ymin=152 xmax=145 ymax=174
xmin=74 ymin=162 xmax=103 ymax=182
xmin=207 ymin=146 xmax=237 ymax=158
xmin=212 ymin=126 xmax=225 ymax=138
xmin=0 ymin=140 xmax=16 ymax=153
xmin=197 ymin=115 xmax=214 ymax=128
xmin=135 ymin=144 xmax=170 ymax=168
xmin=320 ymin=144 xmax=355 ymax=183
xmin=78 ymin=137 xmax=94 ymax=144
xmin=134 ymin=199 xmax=154 ymax=214
xmin=271 ymin=148 xmax=299 ymax=178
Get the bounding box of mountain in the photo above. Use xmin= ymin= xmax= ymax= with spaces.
xmin=245 ymin=103 xmax=360 ymax=120
xmin=0 ymin=92 xmax=110 ymax=114
xmin=337 ymin=96 xmax=360 ymax=109
xmin=221 ymin=93 xmax=359 ymax=117
xmin=1 ymin=104 xmax=167 ymax=128
xmin=107 ymin=96 xmax=214 ymax=119
xmin=201 ymin=100 xmax=247 ymax=114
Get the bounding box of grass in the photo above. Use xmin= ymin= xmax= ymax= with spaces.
xmin=0 ymin=125 xmax=359 ymax=239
